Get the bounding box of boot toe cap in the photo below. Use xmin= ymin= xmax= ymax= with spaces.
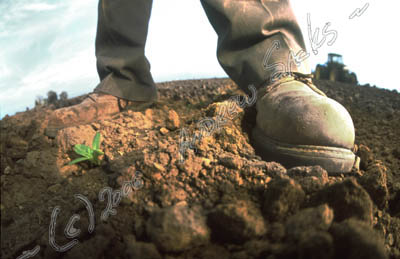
xmin=257 ymin=87 xmax=355 ymax=150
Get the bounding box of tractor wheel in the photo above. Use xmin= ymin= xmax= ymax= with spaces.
xmin=349 ymin=73 xmax=358 ymax=84
xmin=329 ymin=69 xmax=337 ymax=82
xmin=315 ymin=66 xmax=322 ymax=80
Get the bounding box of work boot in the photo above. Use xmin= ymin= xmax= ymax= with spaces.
xmin=45 ymin=92 xmax=155 ymax=137
xmin=252 ymin=72 xmax=358 ymax=173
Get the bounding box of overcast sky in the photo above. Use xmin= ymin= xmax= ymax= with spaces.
xmin=0 ymin=0 xmax=399 ymax=118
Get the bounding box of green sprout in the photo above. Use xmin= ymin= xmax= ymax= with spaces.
xmin=68 ymin=132 xmax=104 ymax=166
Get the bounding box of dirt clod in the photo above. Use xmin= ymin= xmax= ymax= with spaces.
xmin=207 ymin=199 xmax=267 ymax=243
xmin=263 ymin=177 xmax=305 ymax=222
xmin=313 ymin=178 xmax=374 ymax=225
xmin=330 ymin=219 xmax=387 ymax=259
xmin=146 ymin=203 xmax=210 ymax=252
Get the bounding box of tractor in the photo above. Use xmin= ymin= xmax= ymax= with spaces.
xmin=314 ymin=53 xmax=358 ymax=84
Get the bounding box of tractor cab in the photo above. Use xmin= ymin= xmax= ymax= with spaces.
xmin=328 ymin=53 xmax=343 ymax=65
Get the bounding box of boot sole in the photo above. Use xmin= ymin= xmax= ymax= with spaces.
xmin=251 ymin=126 xmax=357 ymax=174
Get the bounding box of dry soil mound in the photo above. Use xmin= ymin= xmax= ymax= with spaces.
xmin=1 ymin=78 xmax=399 ymax=259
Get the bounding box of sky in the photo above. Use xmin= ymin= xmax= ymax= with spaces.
xmin=0 ymin=0 xmax=399 ymax=118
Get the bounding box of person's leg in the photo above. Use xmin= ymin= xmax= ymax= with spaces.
xmin=45 ymin=0 xmax=156 ymax=137
xmin=200 ymin=0 xmax=310 ymax=93
xmin=94 ymin=0 xmax=157 ymax=102
xmin=201 ymin=0 xmax=358 ymax=173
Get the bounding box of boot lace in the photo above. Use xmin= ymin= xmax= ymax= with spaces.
xmin=261 ymin=72 xmax=327 ymax=97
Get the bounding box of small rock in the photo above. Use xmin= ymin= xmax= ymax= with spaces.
xmin=153 ymin=163 xmax=165 ymax=172
xmin=202 ymin=158 xmax=212 ymax=168
xmin=56 ymin=125 xmax=96 ymax=154
xmin=172 ymin=188 xmax=187 ymax=201
xmin=264 ymin=162 xmax=287 ymax=178
xmin=159 ymin=127 xmax=169 ymax=135
xmin=287 ymin=166 xmax=329 ymax=194
xmin=263 ymin=178 xmax=305 ymax=221
xmin=151 ymin=172 xmax=163 ymax=181
xmin=219 ymin=155 xmax=242 ymax=169
xmin=158 ymin=152 xmax=170 ymax=167
xmin=287 ymin=165 xmax=327 ymax=179
xmin=207 ymin=200 xmax=267 ymax=243
xmin=146 ymin=204 xmax=210 ymax=252
xmin=166 ymin=110 xmax=180 ymax=130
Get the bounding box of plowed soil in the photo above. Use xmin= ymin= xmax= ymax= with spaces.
xmin=1 ymin=78 xmax=399 ymax=259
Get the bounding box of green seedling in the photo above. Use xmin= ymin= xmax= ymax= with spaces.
xmin=68 ymin=132 xmax=104 ymax=166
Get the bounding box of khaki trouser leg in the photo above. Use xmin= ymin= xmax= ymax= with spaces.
xmin=201 ymin=0 xmax=310 ymax=94
xmin=94 ymin=0 xmax=158 ymax=102
xmin=94 ymin=0 xmax=307 ymax=100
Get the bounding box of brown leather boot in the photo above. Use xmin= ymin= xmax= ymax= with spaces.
xmin=45 ymin=92 xmax=155 ymax=137
xmin=252 ymin=73 xmax=359 ymax=173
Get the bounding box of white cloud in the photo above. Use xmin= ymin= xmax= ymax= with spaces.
xmin=0 ymin=62 xmax=11 ymax=78
xmin=0 ymin=0 xmax=99 ymax=117
xmin=0 ymin=49 xmax=96 ymax=101
xmin=21 ymin=3 xmax=58 ymax=12
xmin=0 ymin=49 xmax=98 ymax=118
